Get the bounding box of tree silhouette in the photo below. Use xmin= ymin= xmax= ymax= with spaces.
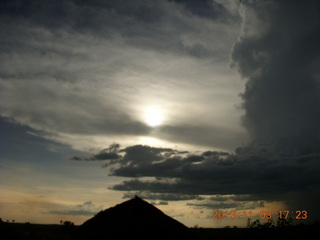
xmin=247 ymin=214 xmax=294 ymax=228
xmin=63 ymin=221 xmax=74 ymax=227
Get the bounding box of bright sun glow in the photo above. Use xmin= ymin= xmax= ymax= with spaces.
xmin=144 ymin=108 xmax=163 ymax=127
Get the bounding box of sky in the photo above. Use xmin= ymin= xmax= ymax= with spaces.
xmin=0 ymin=0 xmax=319 ymax=228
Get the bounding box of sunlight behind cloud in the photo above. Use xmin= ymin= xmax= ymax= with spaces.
xmin=144 ymin=107 xmax=164 ymax=127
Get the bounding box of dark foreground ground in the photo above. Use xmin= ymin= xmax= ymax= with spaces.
xmin=1 ymin=222 xmax=319 ymax=240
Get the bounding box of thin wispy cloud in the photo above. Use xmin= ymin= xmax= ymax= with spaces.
xmin=0 ymin=0 xmax=243 ymax=152
xmin=46 ymin=201 xmax=104 ymax=217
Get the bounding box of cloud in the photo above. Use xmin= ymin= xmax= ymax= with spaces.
xmin=46 ymin=201 xmax=103 ymax=217
xmin=151 ymin=201 xmax=169 ymax=206
xmin=64 ymin=0 xmax=320 ymax=222
xmin=187 ymin=200 xmax=264 ymax=211
xmin=122 ymin=191 xmax=203 ymax=201
xmin=230 ymin=0 xmax=320 ymax=220
xmin=99 ymin=143 xmax=319 ymax=220
xmin=110 ymin=153 xmax=320 ymax=195
xmin=0 ymin=0 xmax=243 ymax=151
xmin=71 ymin=144 xmax=320 ymax=203
xmin=70 ymin=143 xmax=121 ymax=161
xmin=5 ymin=0 xmax=320 ymax=224
xmin=231 ymin=0 xmax=320 ymax=154
xmin=156 ymin=124 xmax=245 ymax=150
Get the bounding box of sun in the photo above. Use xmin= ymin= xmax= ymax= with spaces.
xmin=144 ymin=108 xmax=163 ymax=127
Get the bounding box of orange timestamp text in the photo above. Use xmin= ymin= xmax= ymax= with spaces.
xmin=212 ymin=210 xmax=308 ymax=220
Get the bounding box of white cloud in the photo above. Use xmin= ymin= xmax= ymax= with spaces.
xmin=0 ymin=0 xmax=245 ymax=152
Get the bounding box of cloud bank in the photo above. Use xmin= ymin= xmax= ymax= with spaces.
xmin=72 ymin=143 xmax=320 ymax=220
xmin=232 ymin=0 xmax=320 ymax=154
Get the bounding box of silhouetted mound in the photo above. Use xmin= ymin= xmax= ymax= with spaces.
xmin=77 ymin=196 xmax=193 ymax=240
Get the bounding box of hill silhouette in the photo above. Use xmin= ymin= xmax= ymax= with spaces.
xmin=76 ymin=196 xmax=193 ymax=240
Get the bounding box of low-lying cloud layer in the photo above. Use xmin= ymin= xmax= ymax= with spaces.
xmin=71 ymin=143 xmax=320 ymax=219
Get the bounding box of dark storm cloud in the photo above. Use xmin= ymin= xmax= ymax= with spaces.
xmin=109 ymin=150 xmax=320 ymax=195
xmin=231 ymin=0 xmax=320 ymax=220
xmin=102 ymin=144 xmax=320 ymax=218
xmin=71 ymin=144 xmax=181 ymax=163
xmin=71 ymin=144 xmax=320 ymax=209
xmin=232 ymin=0 xmax=320 ymax=154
